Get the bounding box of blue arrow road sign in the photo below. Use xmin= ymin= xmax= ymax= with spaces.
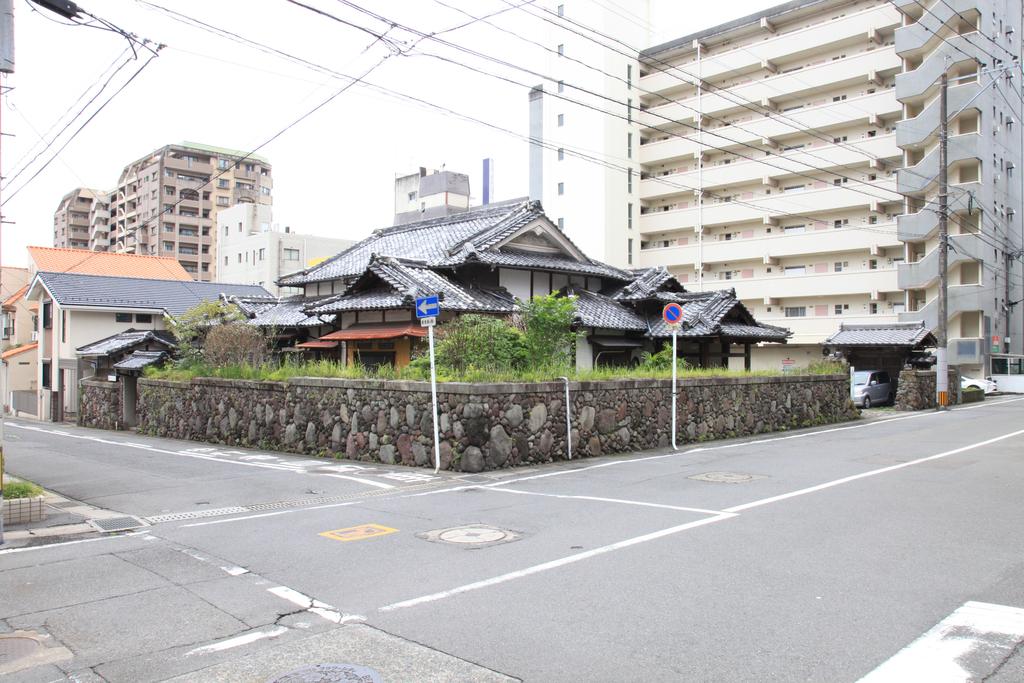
xmin=663 ymin=302 xmax=683 ymax=325
xmin=415 ymin=295 xmax=440 ymax=319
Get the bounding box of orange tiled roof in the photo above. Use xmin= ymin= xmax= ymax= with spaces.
xmin=2 ymin=284 xmax=28 ymax=310
xmin=1 ymin=342 xmax=37 ymax=361
xmin=27 ymin=247 xmax=192 ymax=280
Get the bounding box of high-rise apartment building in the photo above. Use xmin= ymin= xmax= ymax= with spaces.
xmin=893 ymin=0 xmax=1023 ymax=374
xmin=53 ymin=142 xmax=272 ymax=281
xmin=53 ymin=188 xmax=101 ymax=250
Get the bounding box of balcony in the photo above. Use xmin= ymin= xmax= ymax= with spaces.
xmin=899 ymin=284 xmax=985 ymax=330
xmin=640 ymin=135 xmax=899 ymax=199
xmin=164 ymin=156 xmax=212 ymax=174
xmin=638 ymin=49 xmax=901 ymax=128
xmin=898 ymin=233 xmax=985 ymax=289
xmin=897 ymin=133 xmax=979 ymax=194
xmin=639 ymin=222 xmax=900 ymax=268
xmin=895 ymin=35 xmax=981 ymax=102
xmin=896 ymin=182 xmax=979 ymax=242
xmin=721 ymin=267 xmax=899 ymax=300
xmin=640 ymin=91 xmax=901 ymax=165
xmin=639 ymin=180 xmax=901 ymax=233
xmin=897 ymin=82 xmax=980 ymax=148
xmin=639 ymin=3 xmax=901 ymax=94
xmin=895 ymin=0 xmax=978 ymax=57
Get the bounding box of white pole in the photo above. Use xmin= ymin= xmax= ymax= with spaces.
xmin=559 ymin=376 xmax=572 ymax=460
xmin=671 ymin=329 xmax=678 ymax=450
xmin=696 ymin=41 xmax=704 ymax=293
xmin=428 ymin=323 xmax=441 ymax=473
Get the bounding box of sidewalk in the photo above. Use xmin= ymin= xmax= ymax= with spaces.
xmin=1 ymin=473 xmax=125 ymax=549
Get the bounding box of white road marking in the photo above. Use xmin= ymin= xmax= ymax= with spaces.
xmin=320 ymin=473 xmax=394 ymax=489
xmin=858 ymin=601 xmax=1024 ymax=682
xmin=268 ymin=585 xmax=365 ymax=624
xmin=722 ymin=428 xmax=1024 ymax=513
xmin=185 ymin=626 xmax=287 ymax=655
xmin=179 ymin=501 xmax=357 ymax=528
xmin=379 ymin=425 xmax=1024 ymax=613
xmin=0 ymin=530 xmax=150 ymax=555
xmin=221 ymin=565 xmax=249 ymax=576
xmin=379 ymin=513 xmax=736 ymax=612
xmin=487 ymin=487 xmax=732 ymax=516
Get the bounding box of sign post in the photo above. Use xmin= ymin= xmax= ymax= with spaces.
xmin=662 ymin=302 xmax=684 ymax=450
xmin=415 ymin=295 xmax=442 ymax=473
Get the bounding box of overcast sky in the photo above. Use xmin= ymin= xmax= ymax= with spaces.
xmin=1 ymin=0 xmax=778 ymax=268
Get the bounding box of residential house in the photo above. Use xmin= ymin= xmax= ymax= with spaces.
xmin=26 ymin=271 xmax=270 ymax=422
xmin=249 ymin=200 xmax=788 ymax=368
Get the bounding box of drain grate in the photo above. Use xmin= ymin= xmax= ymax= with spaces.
xmin=688 ymin=471 xmax=764 ymax=484
xmin=146 ymin=507 xmax=249 ymax=523
xmin=88 ymin=516 xmax=148 ymax=533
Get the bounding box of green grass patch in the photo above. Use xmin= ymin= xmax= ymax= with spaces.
xmin=3 ymin=480 xmax=43 ymax=499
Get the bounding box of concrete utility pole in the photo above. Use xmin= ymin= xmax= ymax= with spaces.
xmin=0 ymin=0 xmax=12 ymax=545
xmin=936 ymin=69 xmax=949 ymax=409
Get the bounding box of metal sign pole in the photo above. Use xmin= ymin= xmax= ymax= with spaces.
xmin=427 ymin=323 xmax=441 ymax=474
xmin=559 ymin=376 xmax=572 ymax=460
xmin=671 ymin=328 xmax=678 ymax=450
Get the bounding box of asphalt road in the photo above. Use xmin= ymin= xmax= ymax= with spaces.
xmin=2 ymin=397 xmax=1024 ymax=682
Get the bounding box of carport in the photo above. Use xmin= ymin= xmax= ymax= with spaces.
xmin=823 ymin=322 xmax=937 ymax=393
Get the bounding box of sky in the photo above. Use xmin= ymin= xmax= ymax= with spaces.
xmin=0 ymin=0 xmax=779 ymax=268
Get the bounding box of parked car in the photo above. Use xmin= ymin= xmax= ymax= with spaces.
xmin=961 ymin=376 xmax=998 ymax=394
xmin=852 ymin=370 xmax=894 ymax=408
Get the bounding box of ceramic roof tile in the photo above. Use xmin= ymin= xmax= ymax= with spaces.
xmin=113 ymin=350 xmax=168 ymax=370
xmin=28 ymin=247 xmax=192 ymax=280
xmin=76 ymin=329 xmax=176 ymax=356
xmin=824 ymin=322 xmax=936 ymax=347
xmin=570 ymin=290 xmax=648 ymax=331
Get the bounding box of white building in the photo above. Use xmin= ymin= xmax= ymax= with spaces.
xmin=393 ymin=168 xmax=472 ymax=225
xmin=216 ymin=204 xmax=354 ymax=296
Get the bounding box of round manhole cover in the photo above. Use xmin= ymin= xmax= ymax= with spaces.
xmin=267 ymin=663 xmax=383 ymax=683
xmin=439 ymin=527 xmax=508 ymax=544
xmin=0 ymin=636 xmax=42 ymax=664
xmin=689 ymin=471 xmax=760 ymax=483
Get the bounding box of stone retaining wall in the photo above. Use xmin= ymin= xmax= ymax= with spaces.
xmin=894 ymin=369 xmax=961 ymax=411
xmin=78 ymin=379 xmax=122 ymax=431
xmin=133 ymin=374 xmax=857 ymax=471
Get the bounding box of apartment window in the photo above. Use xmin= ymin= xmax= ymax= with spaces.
xmin=557 ymin=80 xmax=564 ymax=93
xmin=557 ymin=3 xmax=564 ymax=16
xmin=782 ymin=184 xmax=804 ymax=193
xmin=626 ymin=64 xmax=632 ymax=89
xmin=834 ymin=261 xmax=848 ymax=272
xmin=558 ymin=217 xmax=565 ymax=230
xmin=224 ymin=256 xmax=228 ymax=266
xmin=869 ymin=303 xmax=879 ymax=314
xmin=259 ymin=248 xmax=266 ymax=260
xmin=217 ymin=197 xmax=230 ymax=206
xmin=202 ymin=263 xmax=210 ymax=273
xmin=627 ymin=168 xmax=633 ymax=193
xmin=558 ymin=182 xmax=565 ymax=195
xmin=627 ymin=132 xmax=633 ymax=159
xmin=41 ymin=361 xmax=51 ymax=390
xmin=238 ymin=221 xmax=243 ymax=233
xmin=627 ymin=98 xmax=632 ymax=124
xmin=238 ymin=253 xmax=242 ymax=263
xmin=557 ymin=113 xmax=564 ymax=127
xmin=223 ymin=226 xmax=229 ymax=236
xmin=284 ymin=248 xmax=301 ymax=260
xmin=218 ymin=159 xmax=231 ymax=170
xmin=868 ymin=215 xmax=878 ymax=224
xmin=217 ymin=179 xmax=229 ymax=188
xmin=558 ymin=148 xmax=565 ymax=161
xmin=164 ymin=168 xmax=174 ymax=177
xmin=61 ymin=309 xmax=67 ymax=343
xmin=833 ymin=95 xmax=847 ymax=102
xmin=833 ymin=136 xmax=848 ymax=144
xmin=868 ymin=259 xmax=878 ymax=270
xmin=261 ymin=186 xmax=271 ymax=195
xmin=162 ymin=241 xmax=174 ymax=251
xmin=833 ymin=177 xmax=849 ymax=186
xmin=627 ymin=238 xmax=633 ymax=265
xmin=834 ymin=304 xmax=843 ymax=315
xmin=627 ymin=203 xmax=633 ymax=230
xmin=163 ymin=204 xmax=174 ymax=214
xmin=557 ymin=43 xmax=564 ymax=56
xmin=115 ymin=312 xmax=132 ymax=323
xmin=784 ymin=306 xmax=807 ymax=317
xmin=783 ymin=225 xmax=806 ymax=234
xmin=164 ymin=224 xmax=174 ymax=232
xmin=784 ymin=266 xmax=806 ymax=276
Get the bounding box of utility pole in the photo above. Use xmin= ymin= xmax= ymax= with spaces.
xmin=936 ymin=69 xmax=949 ymax=409
xmin=0 ymin=0 xmax=12 ymax=545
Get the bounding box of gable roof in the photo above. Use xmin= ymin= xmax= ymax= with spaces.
xmin=278 ymin=200 xmax=631 ymax=286
xmin=824 ymin=322 xmax=937 ymax=348
xmin=32 ymin=272 xmax=272 ymax=316
xmin=609 ymin=267 xmax=685 ymax=302
xmin=113 ymin=350 xmax=169 ymax=371
xmin=27 ymin=246 xmax=192 ymax=280
xmin=242 ymin=295 xmax=327 ymax=328
xmin=570 ymin=289 xmax=648 ymax=331
xmin=1 ymin=342 xmax=37 ymax=361
xmin=76 ymin=329 xmax=176 ymax=357
xmin=2 ymin=284 xmax=29 ymax=310
xmin=645 ymin=289 xmax=791 ymax=341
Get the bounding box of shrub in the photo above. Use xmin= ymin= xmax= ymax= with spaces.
xmin=203 ymin=324 xmax=272 ymax=367
xmin=433 ymin=314 xmax=527 ymax=372
xmin=3 ymin=480 xmax=43 ymax=499
xmin=519 ymin=293 xmax=578 ymax=370
xmin=165 ymin=300 xmax=247 ymax=364
xmin=639 ymin=342 xmax=689 ymax=372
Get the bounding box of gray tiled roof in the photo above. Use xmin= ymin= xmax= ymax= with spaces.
xmin=113 ymin=350 xmax=168 ymax=370
xmin=824 ymin=322 xmax=936 ymax=348
xmin=241 ymin=296 xmax=326 ymax=328
xmin=278 ymin=200 xmax=632 ymax=286
xmin=226 ymin=295 xmax=278 ymax=318
xmin=307 ymin=257 xmax=514 ymax=315
xmin=36 ymin=272 xmax=271 ymax=316
xmin=645 ymin=289 xmax=791 ymax=341
xmin=609 ymin=267 xmax=682 ymax=301
xmin=76 ymin=329 xmax=176 ymax=357
xmin=570 ymin=289 xmax=648 ymax=331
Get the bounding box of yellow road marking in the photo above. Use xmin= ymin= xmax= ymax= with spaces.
xmin=319 ymin=524 xmax=397 ymax=542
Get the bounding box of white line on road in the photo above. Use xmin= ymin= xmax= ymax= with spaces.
xmin=268 ymin=585 xmax=365 ymax=624
xmin=722 ymin=427 xmax=1024 ymax=513
xmin=379 ymin=513 xmax=735 ymax=612
xmin=857 ymin=601 xmax=1024 ymax=682
xmin=379 ymin=426 xmax=1024 ymax=613
xmin=185 ymin=626 xmax=288 ymax=656
xmin=179 ymin=500 xmax=358 ymax=528
xmin=0 ymin=530 xmax=150 ymax=555
xmin=320 ymin=473 xmax=394 ymax=489
xmin=487 ymin=487 xmax=733 ymax=516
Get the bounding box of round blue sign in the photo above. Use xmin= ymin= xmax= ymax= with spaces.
xmin=662 ymin=302 xmax=683 ymax=325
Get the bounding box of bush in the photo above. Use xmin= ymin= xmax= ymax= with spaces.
xmin=203 ymin=324 xmax=272 ymax=367
xmin=433 ymin=314 xmax=527 ymax=372
xmin=3 ymin=480 xmax=43 ymax=499
xmin=519 ymin=294 xmax=578 ymax=370
xmin=639 ymin=342 xmax=690 ymax=372
xmin=165 ymin=300 xmax=247 ymax=364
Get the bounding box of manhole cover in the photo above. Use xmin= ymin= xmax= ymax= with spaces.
xmin=688 ymin=471 xmax=764 ymax=484
xmin=0 ymin=636 xmax=41 ymax=664
xmin=267 ymin=663 xmax=383 ymax=683
xmin=419 ymin=524 xmax=521 ymax=547
xmin=88 ymin=516 xmax=148 ymax=533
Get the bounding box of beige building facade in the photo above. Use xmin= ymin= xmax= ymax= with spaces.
xmin=53 ymin=188 xmax=101 ymax=250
